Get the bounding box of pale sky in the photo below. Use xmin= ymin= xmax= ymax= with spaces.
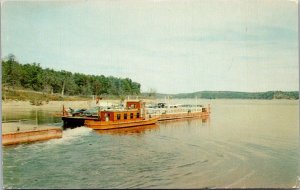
xmin=1 ymin=0 xmax=298 ymax=94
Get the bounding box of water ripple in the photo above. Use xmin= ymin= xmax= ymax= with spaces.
xmin=177 ymin=159 xmax=209 ymax=168
xmin=225 ymin=170 xmax=256 ymax=188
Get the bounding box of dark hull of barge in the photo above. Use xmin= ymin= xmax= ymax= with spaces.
xmin=62 ymin=116 xmax=98 ymax=129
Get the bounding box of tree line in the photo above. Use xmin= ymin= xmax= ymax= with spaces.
xmin=2 ymin=54 xmax=141 ymax=97
xmin=170 ymin=91 xmax=299 ymax=99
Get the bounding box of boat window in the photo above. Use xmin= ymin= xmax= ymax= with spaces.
xmin=130 ymin=113 xmax=133 ymax=119
xmin=117 ymin=114 xmax=121 ymax=120
xmin=137 ymin=113 xmax=140 ymax=118
xmin=124 ymin=113 xmax=127 ymax=120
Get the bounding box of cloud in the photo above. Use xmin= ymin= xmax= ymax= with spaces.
xmin=289 ymin=0 xmax=298 ymax=4
xmin=2 ymin=0 xmax=298 ymax=93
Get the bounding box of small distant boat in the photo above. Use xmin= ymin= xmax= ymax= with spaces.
xmin=84 ymin=101 xmax=159 ymax=130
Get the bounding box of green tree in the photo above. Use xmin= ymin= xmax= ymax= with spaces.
xmin=2 ymin=54 xmax=22 ymax=88
xmin=2 ymin=54 xmax=142 ymax=97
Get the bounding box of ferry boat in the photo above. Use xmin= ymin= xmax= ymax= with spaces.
xmin=84 ymin=101 xmax=159 ymax=130
xmin=61 ymin=100 xmax=210 ymax=128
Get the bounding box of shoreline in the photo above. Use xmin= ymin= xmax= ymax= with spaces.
xmin=2 ymin=98 xmax=297 ymax=112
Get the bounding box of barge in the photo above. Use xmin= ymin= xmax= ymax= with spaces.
xmin=2 ymin=123 xmax=62 ymax=146
xmin=61 ymin=101 xmax=210 ymax=128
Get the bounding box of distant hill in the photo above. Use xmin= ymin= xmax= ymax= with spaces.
xmin=147 ymin=91 xmax=299 ymax=100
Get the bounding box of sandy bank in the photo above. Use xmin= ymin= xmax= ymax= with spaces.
xmin=2 ymin=99 xmax=156 ymax=112
xmin=2 ymin=100 xmax=118 ymax=112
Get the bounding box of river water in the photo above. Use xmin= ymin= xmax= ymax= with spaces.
xmin=2 ymin=99 xmax=300 ymax=188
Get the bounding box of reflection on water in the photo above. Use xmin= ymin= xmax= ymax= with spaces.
xmin=158 ymin=116 xmax=210 ymax=126
xmin=94 ymin=117 xmax=210 ymax=136
xmin=2 ymin=99 xmax=300 ymax=188
xmin=2 ymin=108 xmax=62 ymax=127
xmin=94 ymin=124 xmax=160 ymax=136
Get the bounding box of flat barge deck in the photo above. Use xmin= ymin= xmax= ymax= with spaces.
xmin=2 ymin=123 xmax=62 ymax=146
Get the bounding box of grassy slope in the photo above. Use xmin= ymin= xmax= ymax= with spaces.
xmin=2 ymin=88 xmax=93 ymax=104
xmin=3 ymin=89 xmax=299 ymax=105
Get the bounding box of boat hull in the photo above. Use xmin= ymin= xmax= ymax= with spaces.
xmin=158 ymin=111 xmax=209 ymax=121
xmin=84 ymin=117 xmax=159 ymax=130
xmin=62 ymin=116 xmax=98 ymax=129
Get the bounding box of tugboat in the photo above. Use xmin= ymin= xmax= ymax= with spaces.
xmin=84 ymin=101 xmax=159 ymax=130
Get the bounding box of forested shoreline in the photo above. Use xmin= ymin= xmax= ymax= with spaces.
xmin=2 ymin=55 xmax=141 ymax=97
xmin=155 ymin=91 xmax=299 ymax=100
xmin=2 ymin=55 xmax=298 ymax=102
xmin=170 ymin=91 xmax=299 ymax=100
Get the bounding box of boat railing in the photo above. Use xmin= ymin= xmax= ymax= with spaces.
xmin=146 ymin=106 xmax=206 ymax=116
